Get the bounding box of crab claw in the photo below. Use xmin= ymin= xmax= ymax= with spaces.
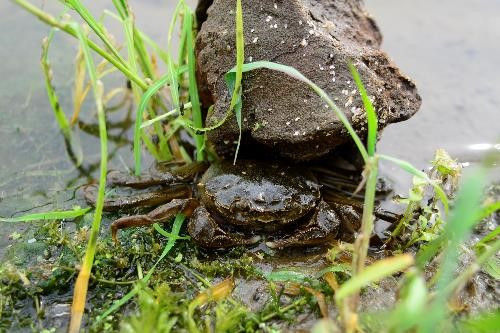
xmin=188 ymin=206 xmax=261 ymax=248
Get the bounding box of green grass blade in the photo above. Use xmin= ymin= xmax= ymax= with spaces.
xmin=96 ymin=214 xmax=185 ymax=323
xmin=183 ymin=8 xmax=205 ymax=161
xmin=476 ymin=224 xmax=500 ymax=249
xmin=265 ymin=270 xmax=309 ymax=283
xmin=317 ymin=264 xmax=352 ymax=277
xmin=166 ymin=54 xmax=180 ymax=113
xmin=167 ymin=1 xmax=185 ymax=137
xmin=132 ymin=29 xmax=156 ymax=80
xmin=335 ymin=254 xmax=414 ymax=303
xmin=153 ymin=223 xmax=189 ymax=240
xmin=69 ymin=23 xmax=108 ymax=333
xmin=231 ymin=0 xmax=244 ymax=163
xmin=457 ymin=310 xmax=500 ymax=333
xmin=349 ymin=62 xmax=378 ymax=156
xmin=133 ymin=73 xmax=171 ymax=175
xmin=123 ymin=12 xmax=170 ymax=163
xmin=104 ymin=5 xmax=157 ymax=79
xmin=352 ymin=157 xmax=379 ymax=275
xmin=41 ymin=30 xmax=84 ymax=167
xmin=476 ymin=200 xmax=500 ymax=225
xmin=41 ymin=33 xmax=70 ymax=138
xmin=66 ymin=0 xmax=127 ymax=68
xmin=168 ymin=1 xmax=185 ymax=81
xmin=177 ymin=7 xmax=188 ymax=74
xmin=416 ymin=235 xmax=445 ymax=268
xmin=111 ymin=0 xmax=128 ymax=19
xmin=123 ymin=15 xmax=141 ymax=102
xmin=378 ymin=154 xmax=428 ymax=179
xmin=138 ymin=29 xmax=169 ymax=64
xmin=0 ymin=207 xmax=90 ymax=222
xmin=386 ymin=271 xmax=428 ymax=331
xmin=166 ymin=1 xmax=183 ymax=112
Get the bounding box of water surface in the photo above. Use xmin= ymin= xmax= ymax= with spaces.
xmin=368 ymin=0 xmax=500 ymax=190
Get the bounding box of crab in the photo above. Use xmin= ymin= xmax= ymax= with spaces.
xmin=84 ymin=160 xmax=362 ymax=249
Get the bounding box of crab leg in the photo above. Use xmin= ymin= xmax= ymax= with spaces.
xmin=111 ymin=198 xmax=199 ymax=244
xmin=266 ymin=201 xmax=345 ymax=249
xmin=107 ymin=161 xmax=208 ymax=188
xmin=83 ymin=184 xmax=191 ymax=211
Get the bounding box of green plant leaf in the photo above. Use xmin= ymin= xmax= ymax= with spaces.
xmin=0 ymin=207 xmax=90 ymax=222
xmin=379 ymin=154 xmax=449 ymax=213
xmin=476 ymin=224 xmax=500 ymax=250
xmin=317 ymin=264 xmax=352 ymax=277
xmin=387 ymin=271 xmax=428 ymax=331
xmin=265 ymin=270 xmax=309 ymax=283
xmin=183 ymin=8 xmax=205 ymax=161
xmin=335 ymin=254 xmax=414 ymax=303
xmin=457 ymin=310 xmax=500 ymax=333
xmin=348 ymin=62 xmax=378 ymax=156
xmin=482 ymin=256 xmax=500 ymax=280
xmin=133 ymin=73 xmax=171 ymax=175
xmin=421 ymin=166 xmax=487 ymax=332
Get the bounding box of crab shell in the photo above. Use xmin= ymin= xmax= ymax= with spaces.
xmin=197 ymin=160 xmax=321 ymax=229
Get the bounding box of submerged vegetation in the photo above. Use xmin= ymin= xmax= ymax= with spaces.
xmin=3 ymin=0 xmax=499 ymax=332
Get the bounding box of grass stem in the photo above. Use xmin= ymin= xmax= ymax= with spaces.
xmin=68 ymin=25 xmax=108 ymax=333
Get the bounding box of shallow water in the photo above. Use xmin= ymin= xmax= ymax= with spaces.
xmin=0 ymin=0 xmax=197 ymax=255
xmin=367 ymin=0 xmax=500 ymax=191
xmin=0 ymin=0 xmax=499 ymax=329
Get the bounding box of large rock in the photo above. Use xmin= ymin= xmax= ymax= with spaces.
xmin=196 ymin=0 xmax=421 ymax=161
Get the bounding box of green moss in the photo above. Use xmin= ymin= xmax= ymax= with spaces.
xmin=190 ymin=248 xmax=260 ymax=279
